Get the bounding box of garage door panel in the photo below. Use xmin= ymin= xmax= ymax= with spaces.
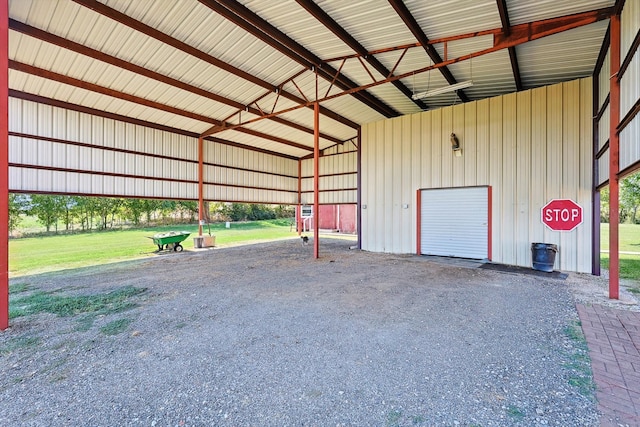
xmin=420 ymin=187 xmax=490 ymax=259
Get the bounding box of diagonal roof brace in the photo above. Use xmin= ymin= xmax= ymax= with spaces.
xmin=9 ymin=19 xmax=347 ymax=144
xmin=195 ymin=7 xmax=614 ymax=136
xmin=200 ymin=0 xmax=401 ymax=118
xmin=295 ymin=0 xmax=428 ymax=110
xmin=71 ymin=0 xmax=357 ymax=132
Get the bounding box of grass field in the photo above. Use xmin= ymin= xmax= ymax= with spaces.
xmin=8 ymin=219 xmax=640 ymax=282
xmin=600 ymin=223 xmax=640 ymax=282
xmin=9 ymin=219 xmax=296 ymax=277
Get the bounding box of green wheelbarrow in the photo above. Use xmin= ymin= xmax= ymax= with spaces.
xmin=148 ymin=231 xmax=191 ymax=252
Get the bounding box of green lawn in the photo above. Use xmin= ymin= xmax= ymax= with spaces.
xmin=600 ymin=223 xmax=640 ymax=252
xmin=600 ymin=223 xmax=640 ymax=282
xmin=9 ymin=219 xmax=296 ymax=277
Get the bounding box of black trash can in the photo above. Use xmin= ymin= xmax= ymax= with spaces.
xmin=531 ymin=243 xmax=558 ymax=272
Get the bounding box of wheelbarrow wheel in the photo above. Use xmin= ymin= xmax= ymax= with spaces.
xmin=175 ymin=244 xmax=183 ymax=252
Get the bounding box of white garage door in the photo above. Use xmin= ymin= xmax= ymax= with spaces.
xmin=420 ymin=186 xmax=491 ymax=260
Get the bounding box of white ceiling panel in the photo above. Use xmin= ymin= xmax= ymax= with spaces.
xmin=7 ymin=0 xmax=620 ymax=159
xmin=315 ymin=0 xmax=415 ymax=51
xmin=517 ymin=21 xmax=610 ymax=88
xmin=506 ymin=0 xmax=615 ymax=25
xmin=404 ymin=0 xmax=501 ymax=38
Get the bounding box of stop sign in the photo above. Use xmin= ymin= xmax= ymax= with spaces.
xmin=541 ymin=199 xmax=583 ymax=231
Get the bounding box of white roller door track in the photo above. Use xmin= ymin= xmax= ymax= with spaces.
xmin=420 ymin=187 xmax=490 ymax=259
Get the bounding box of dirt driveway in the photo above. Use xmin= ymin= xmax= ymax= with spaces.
xmin=1 ymin=237 xmax=609 ymax=426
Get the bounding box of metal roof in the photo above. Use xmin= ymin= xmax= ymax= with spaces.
xmin=7 ymin=0 xmax=616 ymax=159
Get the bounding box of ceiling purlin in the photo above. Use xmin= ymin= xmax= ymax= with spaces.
xmin=70 ymin=0 xmax=354 ymax=136
xmin=199 ymin=7 xmax=614 ymax=137
xmin=386 ymin=0 xmax=471 ymax=103
xmin=199 ymin=0 xmax=400 ymax=118
xmin=8 ymin=19 xmax=342 ymax=147
xmin=496 ymin=0 xmax=523 ymax=91
xmin=10 ymin=89 xmax=299 ymax=160
xmin=9 ymin=60 xmax=314 ymax=152
xmin=294 ymin=0 xmax=428 ymax=110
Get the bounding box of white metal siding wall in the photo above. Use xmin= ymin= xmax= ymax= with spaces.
xmin=8 ymin=98 xmax=299 ymax=203
xmin=203 ymin=142 xmax=298 ymax=204
xmin=361 ymin=78 xmax=593 ymax=273
xmin=420 ymin=187 xmax=489 ymax=259
xmin=619 ymin=0 xmax=640 ymax=173
xmin=300 ymin=144 xmax=357 ymax=205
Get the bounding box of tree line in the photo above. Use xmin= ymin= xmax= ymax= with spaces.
xmin=8 ymin=194 xmax=294 ymax=234
xmin=601 ymin=173 xmax=640 ymax=223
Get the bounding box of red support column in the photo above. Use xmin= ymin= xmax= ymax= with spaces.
xmin=356 ymin=127 xmax=362 ymax=250
xmin=609 ymin=14 xmax=621 ymax=299
xmin=313 ymin=101 xmax=320 ymax=259
xmin=1 ymin=0 xmax=9 ymax=330
xmin=297 ymin=159 xmax=302 ymax=236
xmin=198 ymin=137 xmax=204 ymax=237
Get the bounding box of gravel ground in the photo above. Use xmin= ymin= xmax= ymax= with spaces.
xmin=0 ymin=237 xmax=612 ymax=426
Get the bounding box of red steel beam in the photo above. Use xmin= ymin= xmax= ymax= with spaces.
xmin=609 ymin=14 xmax=621 ymax=299
xmin=1 ymin=0 xmax=8 ymax=330
xmin=10 ymin=61 xmax=313 ymax=153
xmin=295 ymin=0 xmax=428 ymax=110
xmin=8 ymin=20 xmax=346 ymax=144
xmin=314 ymin=102 xmax=320 ymax=259
xmin=72 ymin=0 xmax=357 ymax=132
xmin=198 ymin=137 xmax=204 ymax=237
xmin=387 ymin=0 xmax=470 ymax=103
xmin=356 ymin=127 xmax=362 ymax=250
xmin=199 ymin=7 xmax=613 ymax=134
xmin=200 ymin=0 xmax=399 ymax=118
xmin=297 ymin=160 xmax=302 ymax=236
xmin=10 ymin=90 xmax=299 ymax=161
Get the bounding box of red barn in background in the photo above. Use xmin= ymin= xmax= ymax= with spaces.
xmin=296 ymin=204 xmax=357 ymax=234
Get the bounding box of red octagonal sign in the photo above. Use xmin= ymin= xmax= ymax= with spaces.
xmin=541 ymin=199 xmax=583 ymax=231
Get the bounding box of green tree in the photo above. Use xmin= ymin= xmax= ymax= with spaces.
xmin=58 ymin=196 xmax=76 ymax=231
xmin=177 ymin=201 xmax=198 ymax=222
xmin=8 ymin=193 xmax=25 ymax=233
xmin=222 ymin=203 xmax=249 ymax=221
xmin=621 ymin=174 xmax=640 ymax=223
xmin=29 ymin=195 xmax=66 ymax=232
xmin=141 ymin=199 xmax=161 ymax=225
xmin=600 ymin=187 xmax=609 ymax=223
xmin=123 ymin=199 xmax=145 ymax=225
xmin=70 ymin=196 xmax=97 ymax=230
xmin=94 ymin=198 xmax=124 ymax=229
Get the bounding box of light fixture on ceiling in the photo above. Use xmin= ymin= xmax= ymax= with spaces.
xmin=412 ymin=80 xmax=473 ymax=100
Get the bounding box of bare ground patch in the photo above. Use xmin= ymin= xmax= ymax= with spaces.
xmin=1 ymin=237 xmax=610 ymax=426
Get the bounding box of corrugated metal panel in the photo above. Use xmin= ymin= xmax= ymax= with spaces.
xmin=621 ymin=0 xmax=639 ymax=57
xmin=420 ymin=187 xmax=489 ymax=259
xmin=8 ymin=98 xmax=300 ymax=202
xmin=238 ymin=0 xmax=352 ymax=60
xmin=361 ymin=78 xmax=593 ymax=272
xmin=517 ymin=21 xmax=609 ymax=88
xmin=598 ymin=104 xmax=610 ymax=151
xmin=620 ymin=53 xmax=639 ymax=119
xmin=314 ymin=0 xmax=416 ymax=50
xmin=405 ymin=0 xmax=501 ymax=38
xmin=505 ymin=0 xmax=614 ymax=25
xmin=598 ymin=49 xmax=610 ymax=109
xmin=598 ymin=150 xmax=610 ymax=186
xmin=621 ymin=120 xmax=640 ymax=173
xmin=299 ymin=147 xmax=357 ymax=205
